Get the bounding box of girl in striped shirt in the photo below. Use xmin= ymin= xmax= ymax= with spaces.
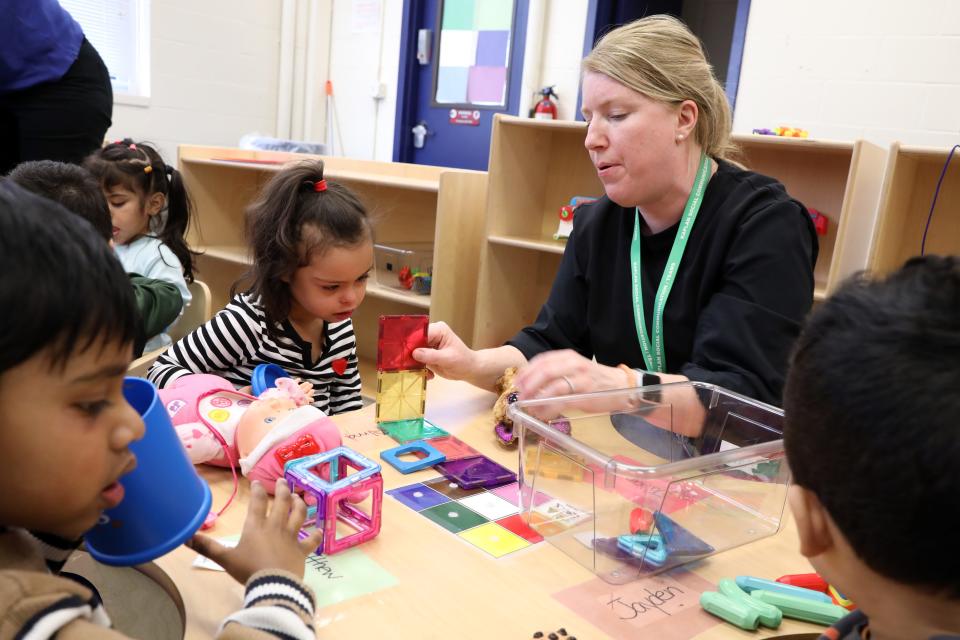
xmin=149 ymin=160 xmax=373 ymax=415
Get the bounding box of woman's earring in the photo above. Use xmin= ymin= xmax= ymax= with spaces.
xmin=676 ymin=134 xmax=684 ymax=141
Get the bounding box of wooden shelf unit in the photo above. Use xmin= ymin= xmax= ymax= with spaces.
xmin=472 ymin=115 xmax=887 ymax=349
xmin=871 ymin=143 xmax=960 ymax=274
xmin=730 ymin=134 xmax=886 ymax=300
xmin=178 ymin=145 xmax=487 ymax=361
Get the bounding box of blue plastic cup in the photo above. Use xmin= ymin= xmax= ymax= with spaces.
xmin=85 ymin=377 xmax=212 ymax=566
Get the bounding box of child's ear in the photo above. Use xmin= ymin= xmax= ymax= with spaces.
xmin=146 ymin=192 xmax=166 ymax=217
xmin=788 ymin=484 xmax=834 ymax=558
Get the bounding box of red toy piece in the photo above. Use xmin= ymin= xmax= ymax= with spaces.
xmin=776 ymin=572 xmax=830 ymax=592
xmin=808 ymin=208 xmax=829 ymax=236
xmin=377 ymin=314 xmax=429 ymax=372
xmin=629 ymin=507 xmax=654 ymax=534
xmin=397 ymin=266 xmax=414 ymax=290
xmin=274 ymin=434 xmax=322 ymax=467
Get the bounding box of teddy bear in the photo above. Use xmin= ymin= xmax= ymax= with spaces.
xmin=492 ymin=366 xmax=573 ymax=447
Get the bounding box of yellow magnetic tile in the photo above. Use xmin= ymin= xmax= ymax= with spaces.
xmin=376 ymin=370 xmax=426 ymax=422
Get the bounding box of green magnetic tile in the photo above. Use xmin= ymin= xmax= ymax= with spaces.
xmin=442 ymin=0 xmax=475 ymax=29
xmin=380 ymin=418 xmax=448 ymax=444
xmin=420 ymin=501 xmax=488 ymax=533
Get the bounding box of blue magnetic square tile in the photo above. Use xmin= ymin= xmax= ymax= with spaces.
xmin=387 ymin=483 xmax=450 ymax=511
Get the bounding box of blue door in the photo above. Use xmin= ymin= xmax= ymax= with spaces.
xmin=393 ymin=0 xmax=529 ymax=170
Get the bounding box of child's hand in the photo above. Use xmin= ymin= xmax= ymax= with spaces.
xmin=188 ymin=479 xmax=322 ymax=584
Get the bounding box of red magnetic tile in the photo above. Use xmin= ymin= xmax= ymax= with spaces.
xmin=495 ymin=514 xmax=544 ymax=543
xmin=378 ymin=315 xmax=429 ymax=372
xmin=414 ymin=435 xmax=479 ymax=461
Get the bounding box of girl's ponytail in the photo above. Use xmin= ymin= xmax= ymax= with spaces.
xmin=159 ymin=164 xmax=198 ymax=282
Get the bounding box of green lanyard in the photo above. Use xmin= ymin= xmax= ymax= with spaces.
xmin=630 ymin=152 xmax=712 ymax=373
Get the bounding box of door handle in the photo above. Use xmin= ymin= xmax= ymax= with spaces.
xmin=412 ymin=121 xmax=429 ymax=149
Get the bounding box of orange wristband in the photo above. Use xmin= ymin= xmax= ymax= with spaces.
xmin=618 ymin=364 xmax=638 ymax=388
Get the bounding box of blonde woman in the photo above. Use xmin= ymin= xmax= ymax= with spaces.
xmin=415 ymin=15 xmax=817 ymax=409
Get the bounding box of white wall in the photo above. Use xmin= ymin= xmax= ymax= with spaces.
xmin=536 ymin=0 xmax=590 ymax=121
xmin=326 ymin=0 xmax=402 ymax=161
xmin=733 ymin=0 xmax=960 ymax=148
xmin=108 ymin=0 xmax=282 ymax=164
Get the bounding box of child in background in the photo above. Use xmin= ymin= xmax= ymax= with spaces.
xmin=149 ymin=160 xmax=371 ymax=415
xmin=0 ymin=181 xmax=322 ymax=638
xmin=85 ymin=139 xmax=196 ymax=351
xmin=783 ymin=255 xmax=960 ymax=639
xmin=7 ymin=159 xmax=183 ymax=355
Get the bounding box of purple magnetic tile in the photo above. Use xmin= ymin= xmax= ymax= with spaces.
xmin=467 ymin=66 xmax=506 ymax=104
xmin=435 ymin=455 xmax=516 ymax=490
xmin=476 ymin=30 xmax=509 ymax=66
xmin=387 ymin=483 xmax=450 ymax=511
xmin=491 ymin=481 xmax=552 ymax=508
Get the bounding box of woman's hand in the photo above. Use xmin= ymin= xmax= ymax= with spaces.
xmin=187 ymin=479 xmax=322 ymax=584
xmin=514 ymin=350 xmax=629 ymax=399
xmin=411 ymin=321 xmax=479 ymax=381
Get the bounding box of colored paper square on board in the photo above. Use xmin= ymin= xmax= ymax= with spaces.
xmin=415 ymin=435 xmax=478 ymax=461
xmin=422 ymin=475 xmax=485 ymax=500
xmin=420 ymin=501 xmax=488 ymax=533
xmin=459 ymin=492 xmax=518 ymax=520
xmin=387 ymin=483 xmax=449 ymax=511
xmin=491 ymin=481 xmax=553 ymax=508
xmin=376 ymin=370 xmax=426 ymax=422
xmin=303 ymin=548 xmax=398 ymax=609
xmin=475 ymin=30 xmax=509 ymax=66
xmin=380 ymin=418 xmax=448 ymax=444
xmin=474 ymin=0 xmax=513 ymax=30
xmin=553 ymin=569 xmax=719 ymax=639
xmin=459 ymin=522 xmax=529 ymax=557
xmin=438 ymin=30 xmax=478 ymax=67
xmin=377 ymin=315 xmax=428 ymax=372
xmin=467 ymin=66 xmax=507 ymax=104
xmin=435 ymin=66 xmax=469 ymax=104
xmin=442 ymin=0 xmax=475 ymax=29
xmin=495 ymin=514 xmax=544 ymax=543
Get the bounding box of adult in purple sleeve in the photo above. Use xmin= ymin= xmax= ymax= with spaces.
xmin=0 ymin=0 xmax=113 ymax=174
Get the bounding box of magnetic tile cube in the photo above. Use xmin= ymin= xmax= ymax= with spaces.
xmin=285 ymin=447 xmax=383 ymax=555
xmin=377 ymin=315 xmax=429 ymax=372
xmin=376 ymin=370 xmax=427 ymax=422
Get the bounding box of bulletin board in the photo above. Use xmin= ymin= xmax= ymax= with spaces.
xmin=432 ymin=0 xmax=515 ymax=108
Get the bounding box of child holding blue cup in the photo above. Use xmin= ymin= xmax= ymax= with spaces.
xmin=0 ymin=181 xmax=322 ymax=638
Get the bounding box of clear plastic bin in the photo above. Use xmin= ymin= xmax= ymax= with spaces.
xmin=508 ymin=382 xmax=789 ymax=584
xmin=374 ymin=242 xmax=434 ymax=295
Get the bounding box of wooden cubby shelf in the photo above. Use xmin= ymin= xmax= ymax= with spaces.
xmin=179 ymin=145 xmax=486 ymax=361
xmin=472 ymin=115 xmax=887 ymax=349
xmin=871 ymin=143 xmax=960 ymax=274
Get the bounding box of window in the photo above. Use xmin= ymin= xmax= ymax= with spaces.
xmin=58 ymin=0 xmax=150 ymax=100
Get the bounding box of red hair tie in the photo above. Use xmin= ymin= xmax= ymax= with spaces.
xmin=314 ymin=179 xmax=327 ymax=192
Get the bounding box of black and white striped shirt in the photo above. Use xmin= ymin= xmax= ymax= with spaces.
xmin=148 ymin=293 xmax=363 ymax=414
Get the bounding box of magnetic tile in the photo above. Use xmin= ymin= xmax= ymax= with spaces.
xmin=420 ymin=501 xmax=488 ymax=533
xmin=386 ymin=483 xmax=450 ymax=511
xmin=435 ymin=455 xmax=516 ymax=489
xmin=491 ymin=482 xmax=552 ymax=508
xmin=380 ymin=418 xmax=448 ymax=444
xmin=416 ymin=435 xmax=478 ymax=461
xmin=459 ymin=522 xmax=529 ymax=558
xmin=496 ymin=514 xmax=544 ymax=543
xmin=376 ymin=370 xmax=427 ymax=422
xmin=422 ymin=475 xmax=485 ymax=500
xmin=377 ymin=315 xmax=428 ymax=372
xmin=459 ymin=492 xmax=518 ymax=520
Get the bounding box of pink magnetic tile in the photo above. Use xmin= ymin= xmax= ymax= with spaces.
xmin=377 ymin=315 xmax=429 ymax=372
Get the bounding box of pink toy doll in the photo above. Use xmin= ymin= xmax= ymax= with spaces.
xmin=159 ymin=374 xmax=342 ymax=494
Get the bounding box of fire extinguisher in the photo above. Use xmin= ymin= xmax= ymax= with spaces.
xmin=532 ymin=85 xmax=558 ymax=120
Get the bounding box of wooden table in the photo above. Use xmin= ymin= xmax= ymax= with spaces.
xmin=155 ymin=377 xmax=824 ymax=640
